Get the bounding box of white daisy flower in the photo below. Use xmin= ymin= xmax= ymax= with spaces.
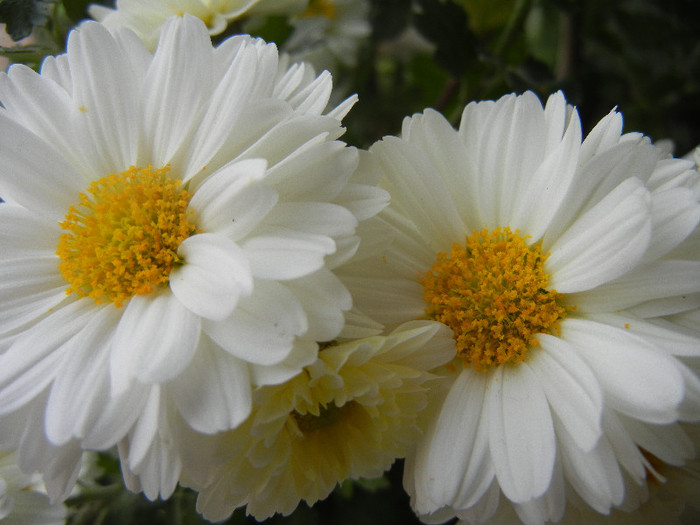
xmin=190 ymin=320 xmax=455 ymax=521
xmin=89 ymin=0 xmax=262 ymax=49
xmin=339 ymin=91 xmax=700 ymax=524
xmin=282 ymin=0 xmax=371 ymax=72
xmin=0 ymin=14 xmax=387 ymax=500
xmin=0 ymin=450 xmax=66 ymax=525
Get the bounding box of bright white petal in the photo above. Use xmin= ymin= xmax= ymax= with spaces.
xmin=571 ymin=260 xmax=700 ymax=312
xmin=0 ymin=112 xmax=85 ymax=219
xmin=170 ymin=339 xmax=252 ymax=433
xmin=170 ymin=233 xmax=253 ymax=320
xmin=0 ymin=256 xmax=68 ymax=336
xmin=411 ymin=369 xmax=494 ymax=513
xmin=203 ymin=280 xmax=307 ymax=366
xmin=0 ymin=299 xmax=96 ymax=416
xmin=67 ymin=21 xmax=139 ymax=171
xmin=140 ymin=14 xmax=214 ymax=166
xmin=563 ymin=318 xmax=684 ymax=424
xmin=242 ymin=231 xmax=336 ymax=280
xmin=188 ymin=158 xmax=277 ymax=239
xmin=529 ymin=334 xmax=604 ymax=451
xmin=45 ymin=305 xmax=120 ymax=444
xmin=548 ymin=178 xmax=652 ymax=293
xmin=486 ymin=364 xmax=556 ymax=503
xmin=110 ymin=290 xmax=201 ymax=392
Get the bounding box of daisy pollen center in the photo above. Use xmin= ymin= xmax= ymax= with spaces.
xmin=421 ymin=227 xmax=568 ymax=372
xmin=56 ymin=165 xmax=196 ymax=307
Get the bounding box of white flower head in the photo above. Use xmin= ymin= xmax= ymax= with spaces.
xmin=89 ymin=0 xmax=262 ymax=49
xmin=191 ymin=320 xmax=456 ymax=521
xmin=0 ymin=14 xmax=387 ymax=500
xmin=340 ymin=91 xmax=700 ymax=524
xmin=282 ymin=0 xmax=371 ymax=72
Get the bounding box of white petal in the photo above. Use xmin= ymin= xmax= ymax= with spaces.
xmin=110 ymin=290 xmax=201 ymax=393
xmin=371 ymin=130 xmax=468 ymax=250
xmin=188 ymin=159 xmax=277 ymax=239
xmin=645 ymin=186 xmax=700 ymax=261
xmin=203 ymin=280 xmax=307 ymax=366
xmin=509 ymin=94 xmax=582 ymax=241
xmin=411 ymin=369 xmax=494 ymax=513
xmin=529 ymin=334 xmax=604 ymax=451
xmin=0 ymin=203 xmax=61 ymax=258
xmin=0 ymin=299 xmax=96 ymax=416
xmin=548 ymin=178 xmax=652 ymax=293
xmin=248 ymin=339 xmax=318 ymax=386
xmin=486 ymin=364 xmax=556 ymax=503
xmin=242 ymin=231 xmax=335 ymax=280
xmin=557 ymin=428 xmax=624 ymax=513
xmin=571 ymin=260 xmax=700 ymax=312
xmin=170 ymin=340 xmax=252 ymax=433
xmin=563 ymin=318 xmax=684 ymax=424
xmin=600 ymin=408 xmax=647 ymax=482
xmin=170 ymin=233 xmax=253 ymax=320
xmin=620 ymin=416 xmax=695 ymax=466
xmin=45 ymin=305 xmax=120 ymax=444
xmin=0 ymin=113 xmax=84 ymax=219
xmin=140 ymin=14 xmax=214 ymax=166
xmin=285 ymin=268 xmax=351 ymax=341
xmin=0 ymin=256 xmax=68 ymax=336
xmin=262 ymin=201 xmax=357 ymax=238
xmin=67 ymin=21 xmax=139 ymax=171
xmin=582 ymin=312 xmax=700 ymax=358
xmin=0 ymin=64 xmax=94 ymax=177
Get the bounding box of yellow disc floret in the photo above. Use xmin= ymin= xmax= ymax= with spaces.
xmin=301 ymin=0 xmax=337 ymax=19
xmin=56 ymin=165 xmax=196 ymax=307
xmin=422 ymin=227 xmax=568 ymax=371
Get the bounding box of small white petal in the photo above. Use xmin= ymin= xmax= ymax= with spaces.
xmin=242 ymin=231 xmax=336 ymax=280
xmin=140 ymin=14 xmax=214 ymax=166
xmin=188 ymin=159 xmax=277 ymax=239
xmin=170 ymin=339 xmax=252 ymax=433
xmin=548 ymin=178 xmax=652 ymax=293
xmin=170 ymin=233 xmax=253 ymax=321
xmin=563 ymin=318 xmax=684 ymax=424
xmin=557 ymin=427 xmax=624 ymax=513
xmin=45 ymin=305 xmax=121 ymax=444
xmin=110 ymin=290 xmax=201 ymax=392
xmin=529 ymin=334 xmax=604 ymax=451
xmin=619 ymin=416 xmax=695 ymax=466
xmin=0 ymin=299 xmax=96 ymax=416
xmin=571 ymin=260 xmax=700 ymax=312
xmin=411 ymin=369 xmax=493 ymax=513
xmin=486 ymin=364 xmax=556 ymax=503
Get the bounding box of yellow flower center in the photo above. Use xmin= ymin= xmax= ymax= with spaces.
xmin=56 ymin=165 xmax=196 ymax=307
xmin=422 ymin=227 xmax=568 ymax=371
xmin=301 ymin=0 xmax=337 ymax=19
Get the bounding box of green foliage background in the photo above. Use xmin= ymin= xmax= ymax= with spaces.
xmin=1 ymin=0 xmax=699 ymax=524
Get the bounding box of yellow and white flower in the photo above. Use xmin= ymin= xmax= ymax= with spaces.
xmin=0 ymin=14 xmax=387 ymax=500
xmin=282 ymin=0 xmax=371 ymax=72
xmin=339 ymin=91 xmax=700 ymax=524
xmin=89 ymin=0 xmax=262 ymax=49
xmin=191 ymin=320 xmax=455 ymax=521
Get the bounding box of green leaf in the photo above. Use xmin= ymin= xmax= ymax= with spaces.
xmin=0 ymin=0 xmax=53 ymax=40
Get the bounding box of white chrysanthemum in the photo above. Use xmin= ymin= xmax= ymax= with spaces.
xmin=0 ymin=14 xmax=387 ymax=501
xmin=339 ymin=91 xmax=700 ymax=524
xmin=190 ymin=320 xmax=455 ymax=521
xmin=0 ymin=450 xmax=66 ymax=525
xmin=282 ymin=0 xmax=371 ymax=72
xmin=89 ymin=0 xmax=262 ymax=49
